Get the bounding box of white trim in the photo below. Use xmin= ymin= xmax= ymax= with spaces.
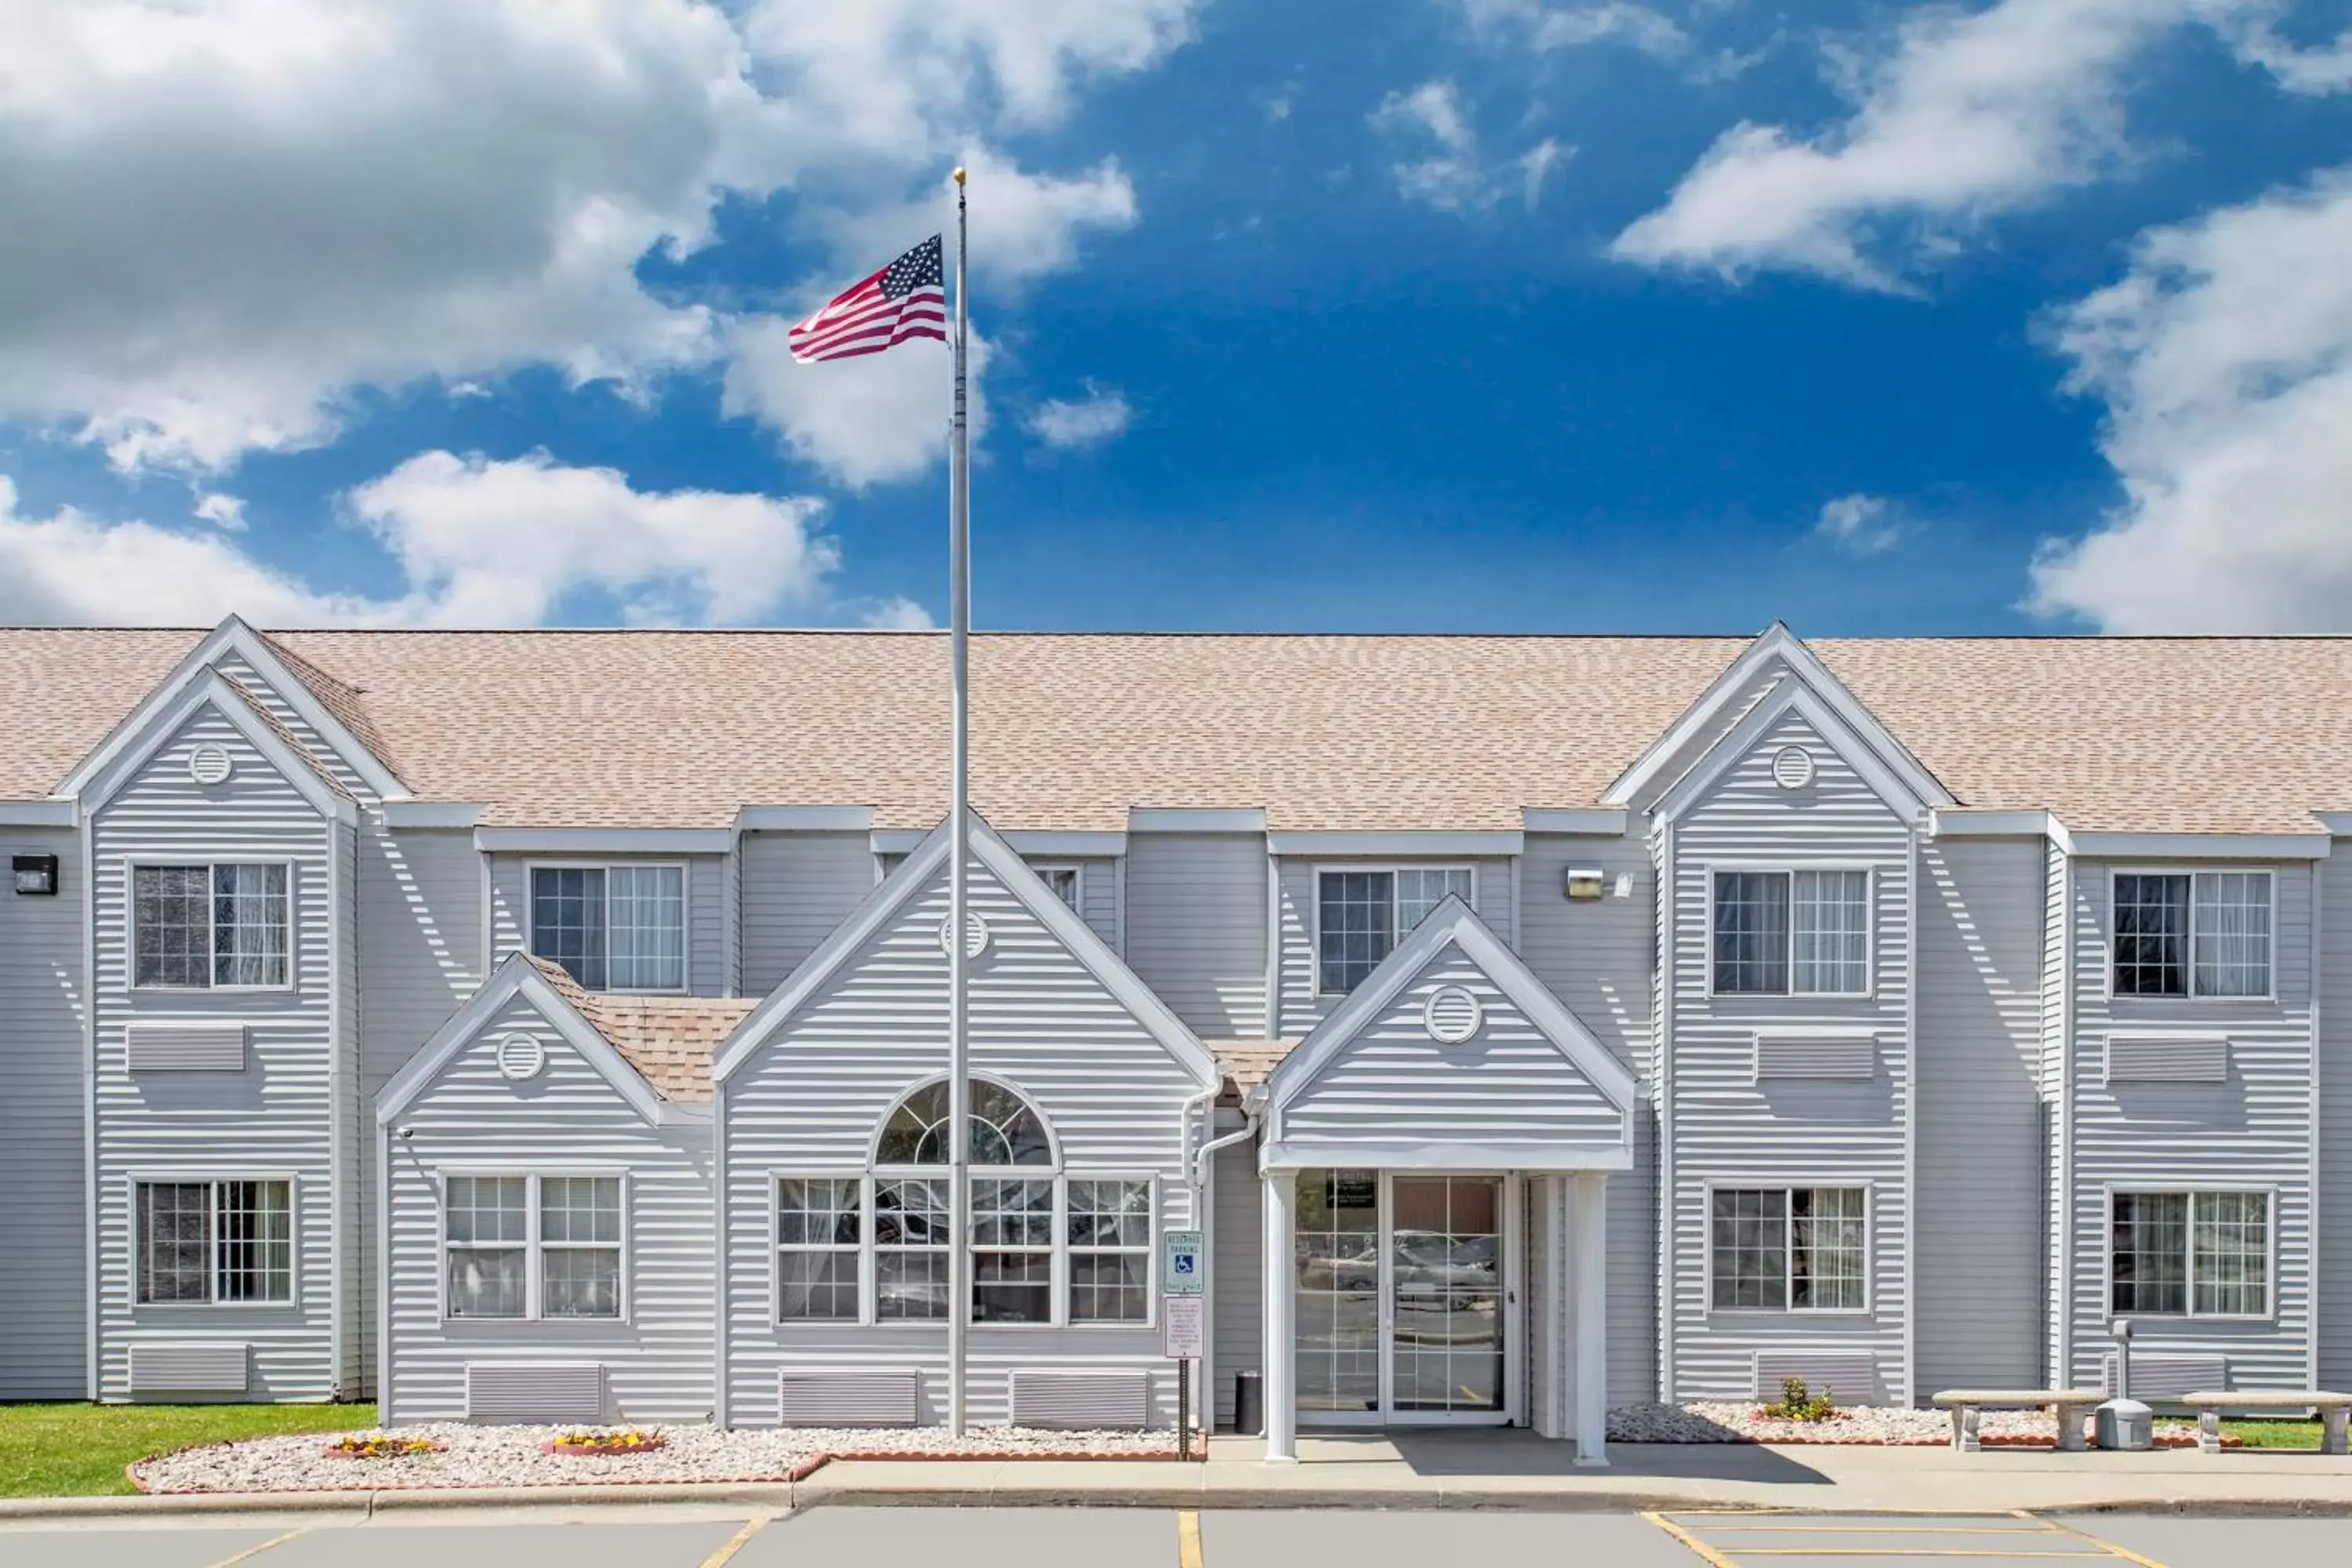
xmin=1603 ymin=624 xmax=1952 ymax=812
xmin=869 ymin=830 xmax=925 ymax=856
xmin=434 ymin=1169 xmax=633 ymax=1327
xmin=125 ymin=856 xmax=299 ymax=994
xmin=1700 ymin=863 xmax=1878 ymax=1000
xmin=2076 ymin=832 xmax=2329 ymax=861
xmin=80 ymin=670 xmax=356 ymax=826
xmin=1651 ymin=678 xmax=1937 ymax=827
xmin=2100 ymin=1184 xmax=2279 ymax=1325
xmin=769 ymin=1168 xmax=869 ymax=1327
xmin=1900 ymin=826 xmax=1919 ymax=1406
xmin=1260 ymin=1139 xmax=1634 ymax=1172
xmin=81 ymin=820 xmax=96 ymax=1398
xmin=1269 ymin=830 xmax=1523 ymax=857
xmin=1265 ymin=848 xmax=1283 ymax=1036
xmin=376 ymin=1116 xmax=394 ymax=1416
xmin=735 ymin=806 xmax=875 ymax=833
xmin=477 ymin=828 xmax=731 ymax=854
xmin=57 ymin=617 xmax=406 ymax=803
xmin=1004 ymin=831 xmax=1127 ymax=856
xmin=2102 ymin=866 xmax=2279 ymax=1003
xmin=1930 ymin=809 xmax=2056 ymax=840
xmin=713 ymin=1077 xmax=731 ymax=1428
xmin=521 ymin=858 xmax=692 ymax=996
xmin=1698 ymin=1179 xmax=1876 ymax=1319
xmin=377 ymin=951 xmax=667 ymax=1127
xmin=713 ymin=811 xmax=1221 ymax=1092
xmin=1521 ymin=808 xmax=1628 ymax=836
xmin=0 ymin=798 xmax=78 ymax=827
xmin=378 ymin=802 xmax=484 ymax=829
xmin=127 ymin=1171 xmax=303 ymax=1310
xmin=2054 ymin=848 xmax=2076 ymax=1385
xmin=327 ymin=820 xmax=347 ymax=1395
xmin=2318 ymin=813 xmax=2352 ymax=839
xmin=1131 ymin=808 xmax=1265 ymax=833
xmin=1308 ymin=862 xmax=1479 ymax=998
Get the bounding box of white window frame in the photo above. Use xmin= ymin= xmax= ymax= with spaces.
xmin=1700 ymin=1179 xmax=1875 ymax=1317
xmin=772 ymin=1171 xmax=870 ymax=1325
xmin=128 ymin=1171 xmax=300 ymax=1308
xmin=2102 ymin=1185 xmax=2278 ymax=1324
xmin=1028 ymin=861 xmax=1085 ymax=913
xmin=436 ymin=1168 xmax=631 ymax=1325
xmin=1063 ymin=1171 xmax=1160 ymax=1327
xmin=126 ymin=857 xmax=297 ymax=993
xmin=524 ymin=860 xmax=691 ymax=996
xmin=1310 ymin=862 xmax=1477 ymax=997
xmin=2105 ymin=867 xmax=2278 ymax=1004
xmin=1703 ymin=863 xmax=1877 ymax=1000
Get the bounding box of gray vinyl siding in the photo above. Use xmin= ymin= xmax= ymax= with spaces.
xmin=1276 ymin=942 xmax=1625 ymax=1156
xmin=381 ymin=991 xmax=714 ymax=1424
xmin=1273 ymin=856 xmax=1514 ymax=1036
xmin=1914 ymin=837 xmax=2047 ymax=1392
xmin=1125 ymin=833 xmax=1268 ymax=1040
xmin=1613 ymin=1109 xmax=1659 ymax=1405
xmin=92 ymin=703 xmax=339 ymax=1401
xmin=1663 ymin=706 xmax=1913 ymax=1403
xmin=739 ymin=831 xmax=875 ymax=994
xmin=488 ymin=853 xmax=726 ymax=996
xmin=0 ymin=824 xmax=89 ymax=1396
xmin=2061 ymin=858 xmax=2316 ymax=1393
xmin=2042 ymin=849 xmax=2071 ymax=1385
xmin=2321 ymin=858 xmax=2352 ymax=1387
xmin=720 ymin=851 xmax=1207 ymax=1428
xmin=1211 ymin=1120 xmax=1263 ymax=1428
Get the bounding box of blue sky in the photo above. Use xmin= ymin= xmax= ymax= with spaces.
xmin=4 ymin=0 xmax=2351 ymax=635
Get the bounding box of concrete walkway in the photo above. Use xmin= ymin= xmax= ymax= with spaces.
xmin=13 ymin=1432 xmax=2352 ymax=1519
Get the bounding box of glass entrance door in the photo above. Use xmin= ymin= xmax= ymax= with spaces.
xmin=1293 ymin=1171 xmax=1511 ymax=1425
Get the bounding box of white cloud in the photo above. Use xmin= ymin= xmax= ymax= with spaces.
xmin=1457 ymin=0 xmax=1690 ymax=60
xmin=193 ymin=492 xmax=248 ymax=531
xmin=1612 ymin=0 xmax=2207 ymax=289
xmin=2027 ymin=167 xmax=2352 ymax=631
xmin=723 ymin=321 xmax=992 ymax=490
xmin=1813 ymin=492 xmax=1905 ymax=555
xmin=1026 ymin=383 xmax=1133 ymax=450
xmin=1371 ymin=80 xmax=1571 ymax=212
xmin=816 ymin=147 xmax=1140 ymax=290
xmin=0 ymin=0 xmax=1197 ymax=474
xmin=0 ymin=453 xmax=847 ymax=627
xmin=859 ymin=596 xmax=936 ymax=629
xmin=2222 ymin=13 xmax=2352 ymax=93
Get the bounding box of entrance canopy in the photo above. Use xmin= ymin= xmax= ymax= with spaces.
xmin=1258 ymin=896 xmax=1635 ymax=1173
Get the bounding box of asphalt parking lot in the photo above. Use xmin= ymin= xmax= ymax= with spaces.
xmin=4 ymin=1504 xmax=2348 ymax=1568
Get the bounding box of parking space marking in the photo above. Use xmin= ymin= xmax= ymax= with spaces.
xmin=1646 ymin=1512 xmax=2176 ymax=1567
xmin=699 ymin=1517 xmax=771 ymax=1568
xmin=1178 ymin=1511 xmax=1203 ymax=1568
xmin=2023 ymin=1516 xmax=2173 ymax=1568
xmin=208 ymin=1528 xmax=307 ymax=1568
xmin=1644 ymin=1513 xmax=1741 ymax=1568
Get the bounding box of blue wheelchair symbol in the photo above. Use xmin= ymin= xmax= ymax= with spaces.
xmin=1174 ymin=1254 xmax=1196 ymax=1275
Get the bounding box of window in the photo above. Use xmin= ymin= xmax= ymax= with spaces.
xmin=1067 ymin=1179 xmax=1152 ymax=1323
xmin=776 ymin=1176 xmax=861 ymax=1322
xmin=2111 ymin=1190 xmax=2270 ymax=1317
xmin=1316 ymin=866 xmax=1473 ymax=994
xmin=1709 ymin=1187 xmax=1867 ymax=1312
xmin=2113 ymin=872 xmax=2272 ymax=999
xmin=1030 ymin=863 xmax=1082 ymax=911
xmin=874 ymin=1176 xmax=949 ymax=1321
xmin=1711 ymin=870 xmax=1870 ymax=996
xmin=132 ymin=863 xmax=289 ymax=989
xmin=136 ymin=1179 xmax=292 ymax=1304
xmin=971 ymin=1175 xmax=1054 ymax=1323
xmin=443 ymin=1174 xmax=622 ymax=1320
xmin=529 ymin=865 xmax=685 ymax=992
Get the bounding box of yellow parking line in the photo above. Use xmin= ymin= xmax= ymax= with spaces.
xmin=700 ymin=1515 xmax=773 ymax=1568
xmin=1178 ymin=1508 xmax=1203 ymax=1568
xmin=208 ymin=1530 xmax=306 ymax=1568
xmin=2029 ymin=1516 xmax=2175 ymax=1568
xmin=1697 ymin=1525 xmax=2071 ymax=1535
xmin=1644 ymin=1512 xmax=1741 ymax=1568
xmin=1727 ymin=1552 xmax=2111 ymax=1559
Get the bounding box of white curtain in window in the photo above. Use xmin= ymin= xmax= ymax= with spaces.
xmin=607 ymin=865 xmax=685 ymax=990
xmin=1791 ymin=870 xmax=1868 ymax=995
xmin=2192 ymin=872 xmax=2270 ymax=998
xmin=1395 ymin=867 xmax=1473 ymax=935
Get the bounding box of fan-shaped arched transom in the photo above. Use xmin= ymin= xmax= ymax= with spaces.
xmin=874 ymin=1078 xmax=1054 ymax=1167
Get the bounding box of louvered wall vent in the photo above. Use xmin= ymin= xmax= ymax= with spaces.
xmin=1752 ymin=1350 xmax=1879 ymax=1406
xmin=779 ymin=1370 xmax=922 ymax=1427
xmin=188 ymin=743 xmax=235 ymax=786
xmin=1422 ymin=985 xmax=1484 ymax=1044
xmin=126 ymin=1022 xmax=248 ymax=1073
xmin=465 ymin=1362 xmax=606 ymax=1424
xmin=129 ymin=1341 xmax=249 ymax=1394
xmin=1752 ymin=1031 xmax=1878 ymax=1083
xmin=1009 ymin=1370 xmax=1151 ymax=1430
xmin=2104 ymin=1035 xmax=2227 ymax=1087
xmin=2103 ymin=1353 xmax=2227 ymax=1401
xmin=1770 ymin=745 xmax=1816 ymax=790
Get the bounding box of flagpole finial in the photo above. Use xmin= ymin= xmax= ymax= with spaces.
xmin=952 ymin=165 xmax=967 ymax=186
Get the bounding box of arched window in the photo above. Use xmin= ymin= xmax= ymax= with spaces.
xmin=874 ymin=1079 xmax=1054 ymax=1167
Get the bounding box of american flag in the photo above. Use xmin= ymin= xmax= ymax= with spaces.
xmin=787 ymin=234 xmax=948 ymax=363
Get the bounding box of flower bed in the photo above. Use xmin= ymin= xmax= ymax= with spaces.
xmin=321 ymin=1435 xmax=446 ymax=1461
xmin=130 ymin=1422 xmax=1180 ymax=1494
xmin=543 ymin=1428 xmax=666 ymax=1457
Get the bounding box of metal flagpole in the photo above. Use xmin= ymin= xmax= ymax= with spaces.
xmin=946 ymin=165 xmax=971 ymax=1438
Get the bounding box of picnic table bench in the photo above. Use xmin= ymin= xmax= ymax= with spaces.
xmin=1930 ymin=1388 xmax=2104 ymax=1452
xmin=2179 ymin=1390 xmax=2352 ymax=1454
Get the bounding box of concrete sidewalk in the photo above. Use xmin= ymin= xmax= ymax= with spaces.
xmin=13 ymin=1432 xmax=2352 ymax=1520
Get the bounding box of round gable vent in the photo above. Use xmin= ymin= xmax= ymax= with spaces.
xmin=1422 ymin=985 xmax=1484 ymax=1045
xmin=188 ymin=743 xmax=234 ymax=786
xmin=495 ymin=1032 xmax=546 ymax=1083
xmin=1770 ymin=745 xmax=1816 ymax=791
xmin=938 ymin=910 xmax=990 ymax=960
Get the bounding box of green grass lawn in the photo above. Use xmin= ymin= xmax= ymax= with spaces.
xmin=2156 ymin=1416 xmax=2325 ymax=1449
xmin=0 ymin=1402 xmax=373 ymax=1497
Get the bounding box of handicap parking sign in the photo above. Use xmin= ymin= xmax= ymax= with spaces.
xmin=1163 ymin=1229 xmax=1204 ymax=1296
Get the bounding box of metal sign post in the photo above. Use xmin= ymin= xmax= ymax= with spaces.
xmin=1162 ymin=1229 xmax=1205 ymax=1461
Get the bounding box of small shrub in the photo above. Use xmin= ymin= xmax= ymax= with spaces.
xmin=1759 ymin=1377 xmax=1838 ymax=1422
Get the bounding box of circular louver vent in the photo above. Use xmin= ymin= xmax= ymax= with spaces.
xmin=938 ymin=910 xmax=990 ymax=960
xmin=1423 ymin=985 xmax=1484 ymax=1045
xmin=188 ymin=744 xmax=234 ymax=786
xmin=1770 ymin=745 xmax=1816 ymax=790
xmin=495 ymin=1032 xmax=546 ymax=1082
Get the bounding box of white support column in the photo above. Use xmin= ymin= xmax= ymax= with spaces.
xmin=1574 ymin=1171 xmax=1610 ymax=1467
xmin=1262 ymin=1168 xmax=1297 ymax=1463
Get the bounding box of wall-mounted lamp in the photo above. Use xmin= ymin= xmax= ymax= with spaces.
xmin=1565 ymin=866 xmax=1606 ymax=901
xmin=13 ymin=853 xmax=58 ymax=896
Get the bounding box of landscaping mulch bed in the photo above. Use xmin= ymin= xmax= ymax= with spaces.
xmin=1606 ymin=1402 xmax=2223 ymax=1448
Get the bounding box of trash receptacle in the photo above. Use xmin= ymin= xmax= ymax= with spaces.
xmin=1235 ymin=1370 xmax=1263 ymax=1436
